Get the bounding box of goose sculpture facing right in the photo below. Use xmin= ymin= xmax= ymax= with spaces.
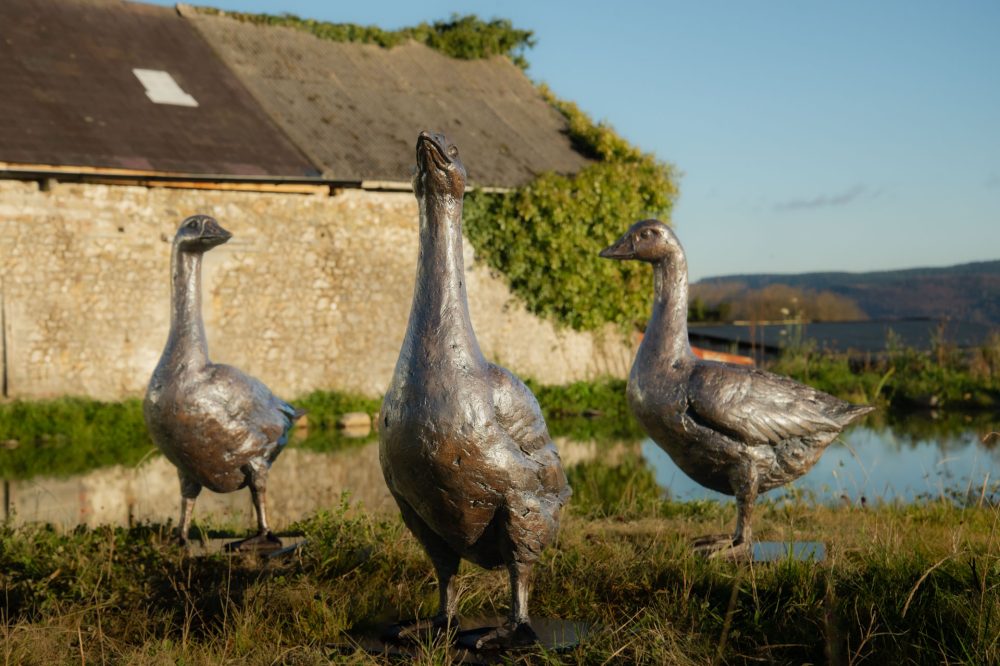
xmin=601 ymin=219 xmax=874 ymax=557
xmin=144 ymin=215 xmax=304 ymax=552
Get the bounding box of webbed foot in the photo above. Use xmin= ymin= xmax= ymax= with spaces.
xmin=382 ymin=614 xmax=456 ymax=643
xmin=691 ymin=534 xmax=751 ymax=560
xmin=224 ymin=531 xmax=283 ymax=554
xmin=458 ymin=621 xmax=538 ymax=651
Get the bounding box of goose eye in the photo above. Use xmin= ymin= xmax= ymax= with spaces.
xmin=187 ymin=220 xmax=199 ymax=230
xmin=639 ymin=229 xmax=652 ymax=240
xmin=447 ymin=145 xmax=458 ymax=158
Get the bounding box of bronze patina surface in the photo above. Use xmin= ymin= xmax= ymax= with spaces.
xmin=601 ymin=220 xmax=874 ymax=558
xmin=379 ymin=132 xmax=571 ymax=649
xmin=144 ymin=216 xmax=304 ymax=552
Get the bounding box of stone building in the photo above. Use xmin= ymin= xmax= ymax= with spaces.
xmin=0 ymin=0 xmax=631 ymax=400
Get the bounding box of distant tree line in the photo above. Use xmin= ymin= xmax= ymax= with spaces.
xmin=688 ymin=282 xmax=867 ymax=323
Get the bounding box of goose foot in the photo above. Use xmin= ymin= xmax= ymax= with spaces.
xmin=458 ymin=621 xmax=538 ymax=651
xmin=691 ymin=534 xmax=751 ymax=560
xmin=224 ymin=531 xmax=283 ymax=554
xmin=173 ymin=530 xmax=202 ymax=549
xmin=382 ymin=615 xmax=456 ymax=644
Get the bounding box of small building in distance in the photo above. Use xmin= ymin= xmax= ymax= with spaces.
xmin=0 ymin=0 xmax=628 ymax=401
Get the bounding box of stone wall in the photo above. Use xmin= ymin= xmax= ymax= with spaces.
xmin=0 ymin=179 xmax=632 ymax=400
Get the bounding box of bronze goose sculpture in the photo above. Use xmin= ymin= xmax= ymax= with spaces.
xmin=144 ymin=215 xmax=304 ymax=552
xmin=380 ymin=132 xmax=571 ymax=649
xmin=601 ymin=219 xmax=873 ymax=557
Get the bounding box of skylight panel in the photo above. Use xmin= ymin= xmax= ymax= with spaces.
xmin=132 ymin=69 xmax=198 ymax=107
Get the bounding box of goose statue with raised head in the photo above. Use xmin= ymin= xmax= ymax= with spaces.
xmin=380 ymin=132 xmax=571 ymax=649
xmin=144 ymin=215 xmax=304 ymax=553
xmin=601 ymin=219 xmax=874 ymax=557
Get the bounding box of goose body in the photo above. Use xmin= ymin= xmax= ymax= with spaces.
xmin=602 ymin=220 xmax=873 ymax=555
xmin=379 ymin=132 xmax=570 ymax=647
xmin=144 ymin=215 xmax=303 ymax=551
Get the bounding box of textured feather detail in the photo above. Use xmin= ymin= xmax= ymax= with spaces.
xmin=275 ymin=399 xmax=305 ymax=452
xmin=200 ymin=364 xmax=300 ymax=460
xmin=688 ymin=362 xmax=870 ymax=447
xmin=489 ymin=364 xmax=571 ymax=506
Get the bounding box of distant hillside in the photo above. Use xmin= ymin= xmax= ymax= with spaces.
xmin=693 ymin=260 xmax=1000 ymax=325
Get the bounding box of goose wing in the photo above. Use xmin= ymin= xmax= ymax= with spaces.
xmin=203 ymin=364 xmax=301 ymax=459
xmin=687 ymin=362 xmax=849 ymax=446
xmin=489 ymin=364 xmax=571 ymax=504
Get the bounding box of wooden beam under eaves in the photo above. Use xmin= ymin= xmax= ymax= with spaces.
xmin=0 ymin=161 xmax=335 ymax=194
xmin=89 ymin=178 xmax=332 ymax=195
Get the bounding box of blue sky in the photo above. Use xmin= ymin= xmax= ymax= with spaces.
xmin=151 ymin=0 xmax=1000 ymax=282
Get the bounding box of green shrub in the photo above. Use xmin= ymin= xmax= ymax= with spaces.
xmin=465 ymin=89 xmax=678 ymax=332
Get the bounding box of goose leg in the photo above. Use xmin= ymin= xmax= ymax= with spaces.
xmin=468 ymin=561 xmax=539 ymax=650
xmin=177 ymin=471 xmax=202 ymax=546
xmin=716 ymin=464 xmax=758 ymax=559
xmin=692 ymin=462 xmax=757 ymax=559
xmin=383 ymin=498 xmax=460 ymax=642
xmin=225 ymin=464 xmax=282 ymax=553
xmin=434 ymin=551 xmax=460 ymax=625
xmin=732 ymin=478 xmax=757 ymax=546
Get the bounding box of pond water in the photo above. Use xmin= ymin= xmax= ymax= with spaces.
xmin=3 ymin=416 xmax=998 ymax=530
xmin=645 ymin=421 xmax=1000 ymax=505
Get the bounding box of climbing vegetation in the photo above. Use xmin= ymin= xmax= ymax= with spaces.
xmin=464 ymin=87 xmax=679 ymax=332
xmin=193 ymin=8 xmax=536 ymax=69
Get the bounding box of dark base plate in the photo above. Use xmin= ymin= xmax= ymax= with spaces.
xmin=336 ymin=617 xmax=588 ymax=663
xmin=185 ymin=534 xmax=307 ymax=559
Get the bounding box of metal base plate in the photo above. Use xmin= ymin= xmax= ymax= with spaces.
xmin=336 ymin=617 xmax=588 ymax=663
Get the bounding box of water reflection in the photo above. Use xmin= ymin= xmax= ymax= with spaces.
xmin=2 ymin=437 xmax=624 ymax=529
xmin=644 ymin=423 xmax=1000 ymax=505
xmin=4 ymin=445 xmax=392 ymax=530
xmin=5 ymin=417 xmax=999 ymax=529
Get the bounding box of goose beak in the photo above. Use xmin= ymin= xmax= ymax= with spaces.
xmin=599 ymin=234 xmax=635 ymax=260
xmin=202 ymin=218 xmax=232 ymax=246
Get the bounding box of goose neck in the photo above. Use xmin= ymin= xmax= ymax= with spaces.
xmin=642 ymin=256 xmax=692 ymax=363
xmin=406 ymin=194 xmax=483 ymax=365
xmin=164 ymin=246 xmax=209 ymax=367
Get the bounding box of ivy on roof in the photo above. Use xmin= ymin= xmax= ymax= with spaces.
xmin=465 ymin=86 xmax=679 ymax=332
xmin=194 ymin=7 xmax=535 ymax=69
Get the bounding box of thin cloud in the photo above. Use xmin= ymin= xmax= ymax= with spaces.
xmin=774 ymin=184 xmax=878 ymax=212
xmin=986 ymin=173 xmax=1000 ymax=190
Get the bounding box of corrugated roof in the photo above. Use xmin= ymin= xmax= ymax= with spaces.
xmin=0 ymin=0 xmax=318 ymax=177
xmin=183 ymin=9 xmax=594 ymax=187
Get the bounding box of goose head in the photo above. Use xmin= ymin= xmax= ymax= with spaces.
xmin=599 ymin=219 xmax=682 ymax=265
xmin=412 ymin=130 xmax=467 ymax=200
xmin=173 ymin=215 xmax=232 ymax=253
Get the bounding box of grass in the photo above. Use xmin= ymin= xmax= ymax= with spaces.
xmin=769 ymin=333 xmax=1000 ymax=411
xmin=1 ymin=487 xmax=998 ymax=664
xmin=2 ymin=372 xmax=997 ymax=661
